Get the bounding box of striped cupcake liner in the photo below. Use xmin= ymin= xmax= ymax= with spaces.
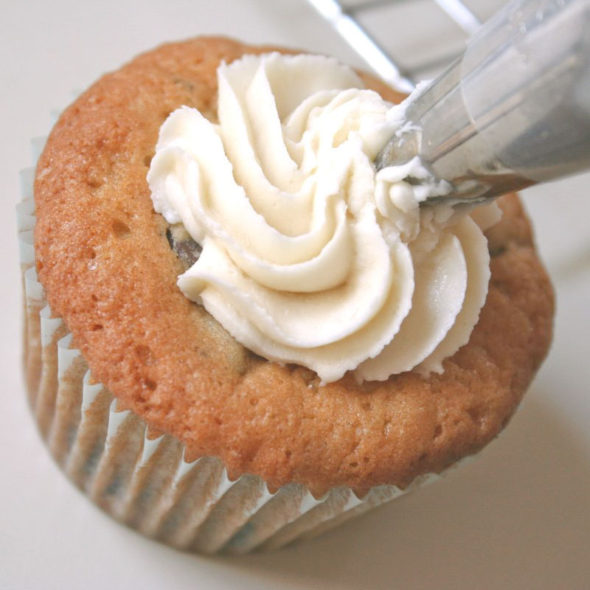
xmin=17 ymin=141 xmax=454 ymax=555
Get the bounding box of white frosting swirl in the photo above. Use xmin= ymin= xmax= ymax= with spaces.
xmin=148 ymin=53 xmax=498 ymax=383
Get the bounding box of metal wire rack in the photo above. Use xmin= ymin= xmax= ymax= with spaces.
xmin=305 ymin=0 xmax=501 ymax=91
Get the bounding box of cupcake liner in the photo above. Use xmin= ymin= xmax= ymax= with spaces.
xmin=18 ymin=142 xmax=460 ymax=555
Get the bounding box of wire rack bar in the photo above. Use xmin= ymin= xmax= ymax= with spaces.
xmin=305 ymin=0 xmax=416 ymax=91
xmin=433 ymin=0 xmax=481 ymax=33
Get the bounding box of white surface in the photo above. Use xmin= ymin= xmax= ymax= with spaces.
xmin=1 ymin=1 xmax=589 ymax=589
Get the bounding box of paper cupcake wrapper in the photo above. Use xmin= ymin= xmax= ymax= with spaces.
xmin=18 ymin=144 xmax=460 ymax=555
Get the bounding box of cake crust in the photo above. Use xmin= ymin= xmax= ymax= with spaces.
xmin=34 ymin=37 xmax=554 ymax=497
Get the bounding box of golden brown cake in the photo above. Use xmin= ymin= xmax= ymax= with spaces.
xmin=26 ymin=37 xmax=553 ymax=551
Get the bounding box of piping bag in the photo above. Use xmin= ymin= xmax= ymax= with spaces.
xmin=376 ymin=0 xmax=590 ymax=205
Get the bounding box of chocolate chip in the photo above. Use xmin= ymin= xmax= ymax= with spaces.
xmin=166 ymin=225 xmax=202 ymax=269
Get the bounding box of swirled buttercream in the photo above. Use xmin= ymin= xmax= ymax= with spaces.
xmin=148 ymin=53 xmax=499 ymax=383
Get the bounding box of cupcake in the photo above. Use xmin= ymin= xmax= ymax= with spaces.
xmin=19 ymin=36 xmax=554 ymax=554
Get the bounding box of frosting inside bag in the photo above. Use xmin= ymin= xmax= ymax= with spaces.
xmin=148 ymin=53 xmax=500 ymax=383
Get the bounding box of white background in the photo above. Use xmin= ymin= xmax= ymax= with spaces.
xmin=1 ymin=1 xmax=589 ymax=589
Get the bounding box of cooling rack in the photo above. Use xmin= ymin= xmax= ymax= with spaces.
xmin=305 ymin=0 xmax=502 ymax=90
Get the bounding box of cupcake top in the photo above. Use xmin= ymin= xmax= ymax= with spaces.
xmin=147 ymin=52 xmax=497 ymax=383
xmin=34 ymin=37 xmax=554 ymax=496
